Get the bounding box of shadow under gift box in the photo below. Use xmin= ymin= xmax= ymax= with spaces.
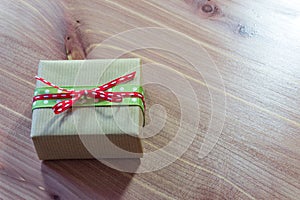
xmin=30 ymin=59 xmax=144 ymax=160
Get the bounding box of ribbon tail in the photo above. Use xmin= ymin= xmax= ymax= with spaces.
xmin=35 ymin=76 xmax=73 ymax=93
xmin=95 ymin=71 xmax=137 ymax=91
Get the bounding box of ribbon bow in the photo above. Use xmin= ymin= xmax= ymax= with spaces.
xmin=33 ymin=72 xmax=145 ymax=114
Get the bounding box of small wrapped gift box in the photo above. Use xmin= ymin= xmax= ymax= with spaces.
xmin=30 ymin=59 xmax=144 ymax=160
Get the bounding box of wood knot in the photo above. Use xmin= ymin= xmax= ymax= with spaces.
xmin=201 ymin=4 xmax=213 ymax=13
xmin=197 ymin=1 xmax=220 ymax=17
xmin=185 ymin=0 xmax=221 ymax=18
xmin=65 ymin=35 xmax=85 ymax=60
xmin=64 ymin=18 xmax=86 ymax=60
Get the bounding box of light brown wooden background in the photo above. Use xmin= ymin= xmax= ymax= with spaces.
xmin=1 ymin=0 xmax=300 ymax=199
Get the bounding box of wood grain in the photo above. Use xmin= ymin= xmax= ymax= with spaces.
xmin=1 ymin=0 xmax=300 ymax=199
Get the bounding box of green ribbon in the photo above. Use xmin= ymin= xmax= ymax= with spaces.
xmin=32 ymin=85 xmax=145 ymax=112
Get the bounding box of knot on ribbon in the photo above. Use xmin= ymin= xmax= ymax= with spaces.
xmin=33 ymin=72 xmax=145 ymax=114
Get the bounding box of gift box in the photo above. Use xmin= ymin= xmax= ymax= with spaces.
xmin=30 ymin=59 xmax=144 ymax=160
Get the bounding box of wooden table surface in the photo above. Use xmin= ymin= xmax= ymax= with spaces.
xmin=1 ymin=0 xmax=300 ymax=199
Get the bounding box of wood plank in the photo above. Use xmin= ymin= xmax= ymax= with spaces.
xmin=0 ymin=0 xmax=299 ymax=199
